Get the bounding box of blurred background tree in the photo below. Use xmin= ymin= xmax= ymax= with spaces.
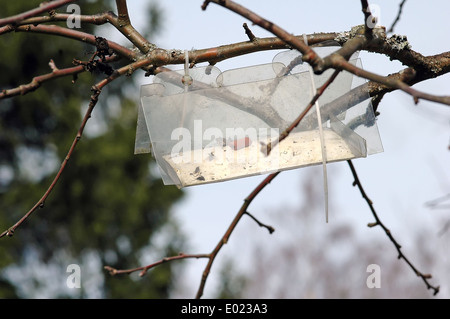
xmin=0 ymin=0 xmax=186 ymax=298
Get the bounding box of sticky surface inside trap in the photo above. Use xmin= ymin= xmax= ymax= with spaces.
xmin=163 ymin=128 xmax=365 ymax=187
xmin=136 ymin=48 xmax=382 ymax=188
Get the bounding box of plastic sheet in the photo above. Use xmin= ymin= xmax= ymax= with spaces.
xmin=136 ymin=47 xmax=383 ymax=188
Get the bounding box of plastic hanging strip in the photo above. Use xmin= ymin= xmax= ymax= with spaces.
xmin=303 ymin=34 xmax=329 ymax=223
xmin=180 ymin=50 xmax=192 ymax=127
xmin=183 ymin=50 xmax=190 ymax=92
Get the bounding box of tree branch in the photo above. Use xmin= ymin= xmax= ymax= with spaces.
xmin=104 ymin=253 xmax=210 ymax=277
xmin=245 ymin=211 xmax=275 ymax=234
xmin=204 ymin=0 xmax=450 ymax=110
xmin=332 ymin=53 xmax=450 ymax=106
xmin=195 ymin=172 xmax=280 ymax=298
xmin=242 ymin=23 xmax=256 ymax=42
xmin=11 ymin=12 xmax=111 ymax=28
xmin=0 ymin=0 xmax=76 ymax=27
xmin=202 ymin=0 xmax=325 ymax=73
xmin=104 ymin=172 xmax=280 ymax=298
xmin=0 ymin=86 xmax=101 ymax=239
xmin=0 ymin=1 xmax=154 ymax=54
xmin=10 ymin=24 xmax=137 ymax=60
xmin=114 ymin=0 xmax=155 ymax=53
xmin=0 ymin=64 xmax=84 ymax=99
xmin=347 ymin=160 xmax=440 ymax=296
xmin=0 ymin=57 xmax=150 ymax=238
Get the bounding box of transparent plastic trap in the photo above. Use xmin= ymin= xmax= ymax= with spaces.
xmin=136 ymin=47 xmax=383 ymax=188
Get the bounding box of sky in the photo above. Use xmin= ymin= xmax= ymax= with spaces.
xmin=124 ymin=0 xmax=450 ymax=298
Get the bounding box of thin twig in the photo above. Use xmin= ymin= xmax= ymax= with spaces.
xmin=243 ymin=23 xmax=256 ymax=42
xmin=10 ymin=18 xmax=449 ymax=108
xmin=0 ymin=52 xmax=120 ymax=99
xmin=245 ymin=211 xmax=275 ymax=234
xmin=13 ymin=24 xmax=137 ymax=60
xmin=388 ymin=0 xmax=408 ymax=33
xmin=103 ymin=172 xmax=280 ymax=298
xmin=114 ymin=0 xmax=155 ymax=53
xmin=0 ymin=0 xmax=76 ymax=27
xmin=0 ymin=57 xmax=150 ymax=239
xmin=183 ymin=33 xmax=337 ymax=67
xmin=195 ymin=172 xmax=280 ymax=298
xmin=332 ymin=53 xmax=450 ymax=106
xmin=347 ymin=160 xmax=440 ymax=296
xmin=4 ymin=27 xmax=449 ymax=107
xmin=0 ymin=65 xmax=84 ymax=99
xmin=12 ymin=12 xmax=111 ymax=28
xmin=0 ymin=87 xmax=101 ymax=238
xmin=202 ymin=0 xmax=324 ymax=72
xmin=0 ymin=0 xmax=154 ymax=55
xmin=206 ymin=0 xmax=450 ymax=107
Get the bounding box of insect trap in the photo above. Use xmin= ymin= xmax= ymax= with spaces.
xmin=135 ymin=47 xmax=383 ymax=189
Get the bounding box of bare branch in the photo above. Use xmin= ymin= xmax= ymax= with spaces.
xmin=245 ymin=211 xmax=275 ymax=234
xmin=11 ymin=24 xmax=137 ymax=60
xmin=195 ymin=172 xmax=280 ymax=298
xmin=388 ymin=0 xmax=408 ymax=33
xmin=104 ymin=253 xmax=210 ymax=277
xmin=0 ymin=86 xmax=101 ymax=239
xmin=3 ymin=3 xmax=154 ymax=54
xmin=114 ymin=0 xmax=155 ymax=53
xmin=0 ymin=56 xmax=150 ymax=238
xmin=9 ymin=20 xmax=449 ymax=109
xmin=204 ymin=1 xmax=450 ymax=108
xmin=347 ymin=160 xmax=440 ymax=295
xmin=0 ymin=0 xmax=76 ymax=27
xmin=104 ymin=172 xmax=280 ymax=298
xmin=332 ymin=53 xmax=450 ymax=106
xmin=0 ymin=64 xmax=84 ymax=99
xmin=242 ymin=23 xmax=256 ymax=42
xmin=202 ymin=0 xmax=325 ymax=73
xmin=16 ymin=12 xmax=112 ymax=28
